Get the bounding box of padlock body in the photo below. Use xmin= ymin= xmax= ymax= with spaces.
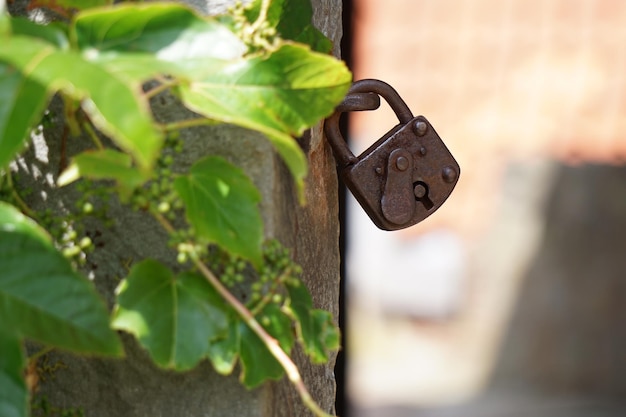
xmin=341 ymin=116 xmax=460 ymax=231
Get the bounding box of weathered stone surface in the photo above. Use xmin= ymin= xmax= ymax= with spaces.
xmin=10 ymin=0 xmax=343 ymax=416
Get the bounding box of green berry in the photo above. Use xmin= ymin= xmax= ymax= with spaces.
xmin=78 ymin=236 xmax=92 ymax=249
xmin=157 ymin=201 xmax=170 ymax=213
xmin=62 ymin=246 xmax=81 ymax=258
xmin=64 ymin=229 xmax=77 ymax=242
xmin=82 ymin=202 xmax=94 ymax=214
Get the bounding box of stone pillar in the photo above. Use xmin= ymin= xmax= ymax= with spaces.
xmin=12 ymin=1 xmax=343 ymax=416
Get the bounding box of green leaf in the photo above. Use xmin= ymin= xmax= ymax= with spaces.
xmin=0 ymin=201 xmax=50 ymax=243
xmin=72 ymin=3 xmax=245 ymax=80
xmin=0 ymin=202 xmax=123 ymax=356
xmin=112 ymin=260 xmax=229 ymax=371
xmin=0 ymin=327 xmax=27 ymax=417
xmin=258 ymin=303 xmax=294 ymax=354
xmin=9 ymin=17 xmax=69 ymax=49
xmin=175 ymin=43 xmax=352 ymax=197
xmin=206 ymin=314 xmax=240 ymax=375
xmin=0 ymin=36 xmax=162 ymax=171
xmin=0 ymin=62 xmax=49 ymax=169
xmin=174 ymin=156 xmax=263 ymax=267
xmin=245 ymin=0 xmax=333 ymax=53
xmin=285 ymin=280 xmax=340 ymax=363
xmin=238 ymin=322 xmax=284 ymax=388
xmin=58 ymin=149 xmax=146 ymax=193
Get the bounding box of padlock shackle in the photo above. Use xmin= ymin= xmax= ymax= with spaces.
xmin=324 ymin=112 xmax=357 ymax=167
xmin=324 ymin=79 xmax=415 ymax=168
xmin=348 ymin=79 xmax=414 ymax=124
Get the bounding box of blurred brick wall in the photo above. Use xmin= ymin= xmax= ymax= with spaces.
xmin=350 ymin=0 xmax=626 ymax=237
xmin=347 ymin=0 xmax=626 ymax=410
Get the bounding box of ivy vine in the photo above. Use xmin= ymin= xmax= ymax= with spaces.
xmin=0 ymin=0 xmax=351 ymax=416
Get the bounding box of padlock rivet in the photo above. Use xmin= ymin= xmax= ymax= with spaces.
xmin=375 ymin=167 xmax=383 ymax=174
xmin=419 ymin=146 xmax=427 ymax=156
xmin=396 ymin=156 xmax=409 ymax=171
xmin=414 ymin=183 xmax=427 ymax=199
xmin=413 ymin=121 xmax=427 ymax=136
xmin=442 ymin=166 xmax=458 ymax=183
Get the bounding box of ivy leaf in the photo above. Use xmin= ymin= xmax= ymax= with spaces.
xmin=72 ymin=3 xmax=246 ymax=81
xmin=57 ymin=149 xmax=147 ymax=197
xmin=0 ymin=202 xmax=123 ymax=356
xmin=0 ymin=327 xmax=27 ymax=417
xmin=174 ymin=156 xmax=263 ymax=267
xmin=175 ymin=43 xmax=352 ymax=198
xmin=0 ymin=62 xmax=49 ymax=169
xmin=206 ymin=314 xmax=240 ymax=375
xmin=0 ymin=200 xmax=50 ymax=242
xmin=238 ymin=322 xmax=284 ymax=388
xmin=112 ymin=260 xmax=229 ymax=371
xmin=9 ymin=17 xmax=69 ymax=49
xmin=0 ymin=36 xmax=162 ymax=172
xmin=285 ymin=280 xmax=340 ymax=363
xmin=245 ymin=0 xmax=333 ymax=53
xmin=259 ymin=303 xmax=294 ymax=354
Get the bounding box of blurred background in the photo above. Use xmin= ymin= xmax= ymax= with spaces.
xmin=341 ymin=1 xmax=626 ymax=416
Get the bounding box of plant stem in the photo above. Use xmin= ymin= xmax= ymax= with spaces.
xmin=151 ymin=212 xmax=334 ymax=417
xmin=248 ymin=0 xmax=271 ymax=35
xmin=6 ymin=172 xmax=36 ymax=218
xmin=28 ymin=346 xmax=53 ymax=363
xmin=241 ymin=0 xmax=277 ymax=51
xmin=159 ymin=118 xmax=219 ymax=132
xmin=82 ymin=121 xmax=104 ymax=150
xmin=191 ymin=257 xmax=334 ymax=417
xmin=152 ymin=211 xmax=175 ymax=234
xmin=145 ymin=78 xmax=178 ymax=99
xmin=63 ymin=96 xmax=81 ymax=137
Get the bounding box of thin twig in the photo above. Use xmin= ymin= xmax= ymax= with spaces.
xmin=144 ymin=79 xmax=178 ymax=99
xmin=152 ymin=211 xmax=176 ymax=234
xmin=82 ymin=121 xmax=104 ymax=150
xmin=158 ymin=118 xmax=219 ymax=132
xmin=191 ymin=257 xmax=334 ymax=417
xmin=6 ymin=172 xmax=36 ymax=218
xmin=246 ymin=0 xmax=271 ymax=36
xmin=28 ymin=346 xmax=54 ymax=363
xmin=150 ymin=211 xmax=334 ymax=417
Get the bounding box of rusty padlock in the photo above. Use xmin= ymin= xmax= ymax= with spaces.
xmin=324 ymin=79 xmax=460 ymax=231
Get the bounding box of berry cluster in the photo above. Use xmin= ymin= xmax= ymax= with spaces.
xmin=249 ymin=239 xmax=303 ymax=313
xmin=229 ymin=0 xmax=279 ymax=52
xmin=130 ymin=132 xmax=183 ymax=219
xmin=201 ymin=244 xmax=248 ymax=287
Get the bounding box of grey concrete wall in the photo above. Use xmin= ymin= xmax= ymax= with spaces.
xmin=10 ymin=1 xmax=343 ymax=416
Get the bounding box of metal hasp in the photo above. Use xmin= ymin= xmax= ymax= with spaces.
xmin=324 ymin=79 xmax=460 ymax=231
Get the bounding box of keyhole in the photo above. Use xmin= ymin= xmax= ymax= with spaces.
xmin=413 ymin=181 xmax=434 ymax=210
